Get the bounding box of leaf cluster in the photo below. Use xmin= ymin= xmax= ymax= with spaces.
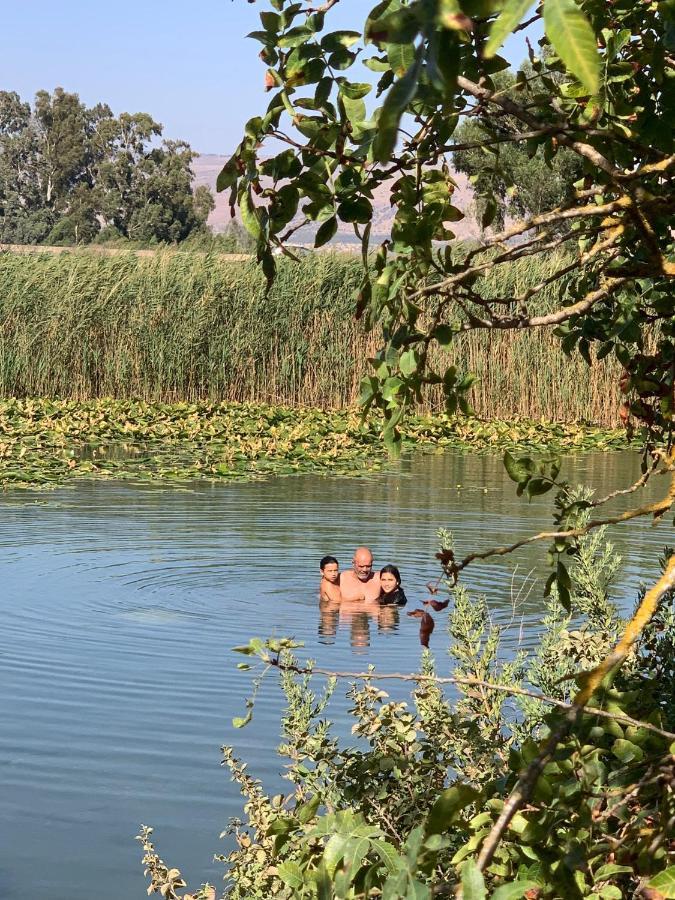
xmin=225 ymin=0 xmax=674 ymax=452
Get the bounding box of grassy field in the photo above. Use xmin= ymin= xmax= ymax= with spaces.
xmin=0 ymin=249 xmax=621 ymax=425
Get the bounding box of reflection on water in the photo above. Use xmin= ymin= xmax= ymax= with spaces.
xmin=319 ymin=599 xmax=402 ymax=651
xmin=0 ymin=449 xmax=671 ymax=900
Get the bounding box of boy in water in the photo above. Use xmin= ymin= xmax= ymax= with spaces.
xmin=319 ymin=555 xmax=342 ymax=602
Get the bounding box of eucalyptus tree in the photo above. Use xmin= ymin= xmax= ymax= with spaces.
xmin=0 ymin=91 xmax=52 ymax=243
xmin=0 ymin=90 xmax=214 ymax=245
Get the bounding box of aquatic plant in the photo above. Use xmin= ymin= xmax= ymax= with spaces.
xmin=0 ymin=398 xmax=628 ymax=488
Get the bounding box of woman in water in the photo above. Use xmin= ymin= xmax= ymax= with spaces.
xmin=378 ymin=564 xmax=407 ymax=607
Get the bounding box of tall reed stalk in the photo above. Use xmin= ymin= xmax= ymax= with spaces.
xmin=0 ymin=249 xmax=621 ymax=424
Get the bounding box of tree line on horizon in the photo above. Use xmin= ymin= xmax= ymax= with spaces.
xmin=0 ymin=72 xmax=584 ymax=253
xmin=0 ymin=87 xmax=217 ymax=247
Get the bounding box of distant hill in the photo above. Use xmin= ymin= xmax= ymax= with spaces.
xmin=193 ymin=153 xmax=479 ymax=244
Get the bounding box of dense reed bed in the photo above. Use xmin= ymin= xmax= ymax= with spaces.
xmin=0 ymin=249 xmax=621 ymax=424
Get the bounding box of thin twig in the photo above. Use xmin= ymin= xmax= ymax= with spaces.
xmin=269 ymin=661 xmax=675 ymax=742
xmin=589 ymin=453 xmax=671 ymax=508
xmin=449 ymin=466 xmax=675 ymax=578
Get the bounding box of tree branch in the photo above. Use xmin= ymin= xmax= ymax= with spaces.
xmin=269 ymin=660 xmax=675 ymax=741
xmin=456 ymin=76 xmax=621 ymax=178
xmin=448 ymin=464 xmax=675 ymax=579
xmin=474 ymin=552 xmax=675 ymax=874
xmin=457 ymin=275 xmax=627 ymax=332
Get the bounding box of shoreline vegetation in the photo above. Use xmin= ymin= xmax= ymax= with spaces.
xmin=0 ymin=398 xmax=628 ymax=488
xmin=0 ymin=250 xmax=624 ymax=425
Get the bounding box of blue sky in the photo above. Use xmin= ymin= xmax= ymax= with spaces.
xmin=1 ymin=1 xmax=538 ymax=155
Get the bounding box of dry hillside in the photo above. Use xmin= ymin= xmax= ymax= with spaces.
xmin=193 ymin=154 xmax=479 ymax=244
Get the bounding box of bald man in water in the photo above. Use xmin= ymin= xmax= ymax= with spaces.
xmin=339 ymin=546 xmax=381 ymax=601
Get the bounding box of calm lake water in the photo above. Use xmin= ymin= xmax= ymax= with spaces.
xmin=0 ymin=449 xmax=671 ymax=899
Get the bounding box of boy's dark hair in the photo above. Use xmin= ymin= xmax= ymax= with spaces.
xmin=320 ymin=555 xmax=339 ymax=571
xmin=380 ymin=564 xmax=401 ymax=584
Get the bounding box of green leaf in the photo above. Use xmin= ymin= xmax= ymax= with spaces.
xmin=612 ymin=738 xmax=644 ymax=763
xmin=296 ymin=794 xmax=321 ymax=824
xmin=503 ymin=450 xmax=530 ymax=484
xmin=260 ymin=11 xmax=280 ymax=32
xmin=596 ymin=888 xmax=622 ymax=900
xmin=372 ymin=839 xmax=405 ymax=874
xmin=278 ymin=26 xmax=312 ymax=48
xmin=321 ymin=30 xmax=361 ymax=52
xmin=314 ymin=863 xmax=333 ymax=900
xmin=216 ymin=158 xmax=238 ymax=192
xmin=324 ymin=833 xmax=352 ymax=877
xmin=340 ymin=80 xmax=372 ymax=99
xmin=543 ymin=0 xmax=600 ymax=94
xmin=344 ymin=836 xmax=370 ymax=880
xmin=382 ymin=376 xmax=405 ymax=402
xmin=341 ymin=93 xmax=367 ymax=124
xmin=485 ymin=0 xmax=536 ymax=57
xmin=337 ymin=197 xmax=373 ymax=224
xmin=491 ymin=882 xmax=539 ymax=900
xmin=593 ymin=864 xmax=633 ymax=880
xmin=373 ymin=51 xmax=422 ymax=161
xmin=461 ymin=860 xmax=487 ymax=900
xmin=526 ymin=477 xmax=552 ymax=497
xmin=315 ymin=216 xmax=338 ymax=247
xmin=405 ymin=879 xmax=432 ymax=899
xmin=437 ymin=0 xmax=472 ymax=30
xmin=240 ymin=188 xmax=263 ymax=241
xmin=648 ymin=867 xmax=675 ymax=898
xmin=433 ymin=324 xmax=454 ymax=347
xmin=481 ymin=197 xmax=497 ymax=229
xmin=267 ymin=817 xmax=295 ymax=837
xmin=426 ymin=784 xmax=481 ymax=835
xmin=232 ymin=638 xmax=265 ymax=656
xmin=277 ymin=860 xmax=304 ymax=889
xmin=399 ymin=349 xmax=417 ymax=377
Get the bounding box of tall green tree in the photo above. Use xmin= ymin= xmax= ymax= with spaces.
xmin=0 ymin=90 xmax=214 ymax=245
xmin=0 ymin=91 xmax=51 ymax=243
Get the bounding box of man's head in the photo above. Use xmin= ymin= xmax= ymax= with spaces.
xmin=320 ymin=555 xmax=339 ymax=584
xmin=352 ymin=546 xmax=374 ymax=582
